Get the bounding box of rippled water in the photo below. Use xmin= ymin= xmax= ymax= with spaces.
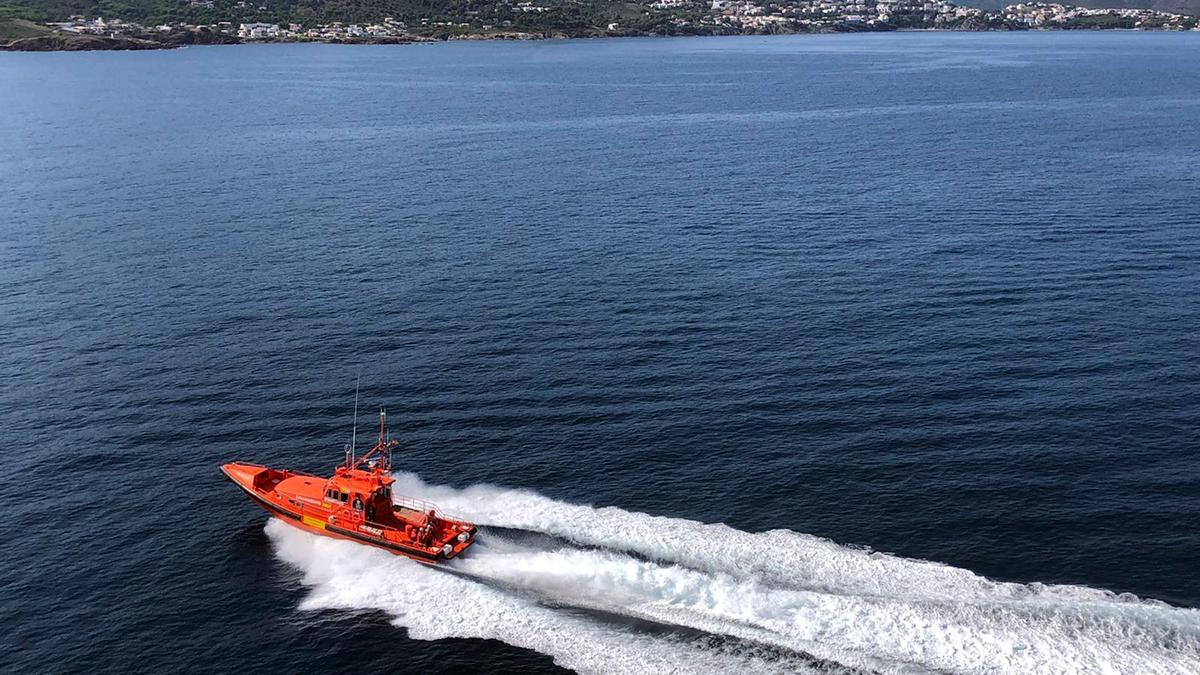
xmin=2 ymin=32 xmax=1199 ymax=674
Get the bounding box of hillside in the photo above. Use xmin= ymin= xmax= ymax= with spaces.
xmin=0 ymin=16 xmax=52 ymax=37
xmin=959 ymin=0 xmax=1195 ymax=14
xmin=0 ymin=0 xmax=1194 ymax=30
xmin=3 ymin=0 xmax=659 ymax=29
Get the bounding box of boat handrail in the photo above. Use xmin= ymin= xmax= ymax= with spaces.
xmin=227 ymin=461 xmax=320 ymax=479
xmin=392 ymin=495 xmax=463 ymax=522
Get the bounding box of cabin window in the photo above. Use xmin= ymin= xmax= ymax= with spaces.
xmin=339 ymin=492 xmax=348 ymax=502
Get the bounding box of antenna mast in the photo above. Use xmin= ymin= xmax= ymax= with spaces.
xmin=379 ymin=409 xmax=388 ymax=471
xmin=350 ymin=375 xmax=360 ymax=465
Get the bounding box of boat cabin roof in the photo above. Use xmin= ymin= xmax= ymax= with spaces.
xmin=327 ymin=467 xmax=394 ymax=495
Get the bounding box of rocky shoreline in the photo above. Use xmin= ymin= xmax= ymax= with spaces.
xmin=1 ymin=27 xmax=240 ymax=51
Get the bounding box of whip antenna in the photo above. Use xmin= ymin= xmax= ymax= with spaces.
xmin=350 ymin=375 xmax=360 ymax=464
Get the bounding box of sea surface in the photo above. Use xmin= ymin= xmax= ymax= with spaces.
xmin=2 ymin=32 xmax=1199 ymax=674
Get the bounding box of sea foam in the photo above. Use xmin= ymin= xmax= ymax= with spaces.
xmin=264 ymin=474 xmax=1200 ymax=674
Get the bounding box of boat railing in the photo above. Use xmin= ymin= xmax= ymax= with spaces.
xmin=228 ymin=461 xmax=320 ymax=479
xmin=392 ymin=495 xmax=463 ymax=522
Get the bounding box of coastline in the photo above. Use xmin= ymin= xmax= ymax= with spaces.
xmin=1 ymin=26 xmax=240 ymax=51
xmin=3 ymin=15 xmax=1198 ymax=52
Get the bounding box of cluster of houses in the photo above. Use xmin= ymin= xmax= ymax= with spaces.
xmin=237 ymin=18 xmax=410 ymax=39
xmin=47 ymin=17 xmax=146 ymax=36
xmin=1000 ymin=2 xmax=1198 ymax=28
xmin=40 ymin=14 xmax=418 ymax=42
xmin=704 ymin=0 xmax=977 ymax=28
xmin=695 ymin=0 xmax=1195 ymax=30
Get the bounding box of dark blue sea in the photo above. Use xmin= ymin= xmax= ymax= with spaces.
xmin=2 ymin=32 xmax=1199 ymax=674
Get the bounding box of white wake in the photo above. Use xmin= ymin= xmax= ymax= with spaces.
xmin=264 ymin=473 xmax=1200 ymax=674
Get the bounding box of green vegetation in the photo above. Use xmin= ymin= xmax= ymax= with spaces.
xmin=3 ymin=0 xmax=610 ymax=29
xmin=1065 ymin=12 xmax=1137 ymax=24
xmin=0 ymin=16 xmax=51 ymax=36
xmin=0 ymin=0 xmax=718 ymax=35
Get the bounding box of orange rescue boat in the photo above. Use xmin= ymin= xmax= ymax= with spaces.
xmin=222 ymin=410 xmax=476 ymax=562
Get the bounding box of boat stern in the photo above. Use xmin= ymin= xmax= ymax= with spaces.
xmin=437 ymin=523 xmax=478 ymax=560
xmin=443 ymin=536 xmax=475 ymax=560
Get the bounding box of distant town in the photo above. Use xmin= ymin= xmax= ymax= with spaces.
xmin=3 ymin=0 xmax=1198 ymax=50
